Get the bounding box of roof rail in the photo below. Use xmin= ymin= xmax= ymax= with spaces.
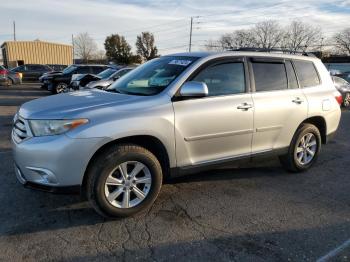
xmin=228 ymin=47 xmax=316 ymax=57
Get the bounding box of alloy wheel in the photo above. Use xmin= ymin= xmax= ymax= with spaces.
xmin=104 ymin=161 xmax=152 ymax=208
xmin=56 ymin=83 xmax=68 ymax=93
xmin=295 ymin=133 xmax=317 ymax=166
xmin=344 ymin=93 xmax=350 ymax=107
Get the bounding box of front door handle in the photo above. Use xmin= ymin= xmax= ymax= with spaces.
xmin=292 ymin=97 xmax=304 ymax=104
xmin=237 ymin=103 xmax=253 ymax=110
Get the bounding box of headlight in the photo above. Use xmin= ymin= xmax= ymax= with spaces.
xmin=29 ymin=119 xmax=89 ymax=136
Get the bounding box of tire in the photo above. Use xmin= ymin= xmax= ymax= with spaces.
xmin=7 ymin=78 xmax=13 ymax=86
xmin=54 ymin=82 xmax=68 ymax=94
xmin=343 ymin=93 xmax=350 ymax=108
xmin=86 ymin=144 xmax=163 ymax=218
xmin=279 ymin=123 xmax=321 ymax=172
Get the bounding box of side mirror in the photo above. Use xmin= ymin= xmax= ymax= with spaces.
xmin=180 ymin=81 xmax=208 ymax=97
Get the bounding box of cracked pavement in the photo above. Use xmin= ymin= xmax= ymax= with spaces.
xmin=0 ymin=84 xmax=349 ymax=261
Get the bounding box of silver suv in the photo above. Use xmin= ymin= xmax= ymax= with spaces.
xmin=12 ymin=52 xmax=342 ymax=217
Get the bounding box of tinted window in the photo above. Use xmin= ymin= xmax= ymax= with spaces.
xmin=253 ymin=62 xmax=287 ymax=91
xmin=12 ymin=65 xmax=25 ymax=72
xmin=285 ymin=61 xmax=298 ymax=89
xmin=293 ymin=60 xmax=320 ymax=88
xmin=192 ymin=62 xmax=245 ymax=96
xmin=91 ymin=66 xmax=106 ymax=74
xmin=63 ymin=65 xmax=77 ymax=74
xmin=97 ymin=68 xmax=116 ymax=78
xmin=77 ymin=67 xmax=91 ymax=74
xmin=28 ymin=65 xmax=46 ymax=71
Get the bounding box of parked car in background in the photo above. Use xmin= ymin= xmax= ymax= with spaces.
xmin=0 ymin=65 xmax=22 ymax=85
xmin=39 ymin=65 xmax=73 ymax=89
xmin=326 ymin=63 xmax=350 ymax=82
xmin=10 ymin=64 xmax=52 ymax=81
xmin=46 ymin=64 xmax=110 ymax=94
xmin=69 ymin=67 xmax=118 ymax=90
xmin=47 ymin=64 xmax=67 ymax=71
xmin=12 ymin=52 xmax=341 ymax=217
xmin=332 ymin=76 xmax=350 ymax=108
xmin=86 ymin=67 xmax=135 ymax=90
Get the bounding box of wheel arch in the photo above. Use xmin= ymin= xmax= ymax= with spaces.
xmin=81 ymin=135 xmax=171 ymax=198
xmin=300 ymin=116 xmax=327 ymax=144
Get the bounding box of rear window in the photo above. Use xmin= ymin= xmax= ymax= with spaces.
xmin=293 ymin=60 xmax=320 ymax=88
xmin=252 ymin=62 xmax=287 ymax=92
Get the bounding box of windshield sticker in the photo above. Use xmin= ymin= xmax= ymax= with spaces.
xmin=168 ymin=60 xmax=193 ymax=66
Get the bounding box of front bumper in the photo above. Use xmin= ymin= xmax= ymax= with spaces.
xmin=12 ymin=132 xmax=109 ymax=188
xmin=14 ymin=165 xmax=80 ymax=193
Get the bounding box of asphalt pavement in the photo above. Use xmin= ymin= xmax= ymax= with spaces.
xmin=0 ymin=83 xmax=349 ymax=262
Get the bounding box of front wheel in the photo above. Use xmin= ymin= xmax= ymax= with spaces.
xmin=55 ymin=82 xmax=68 ymax=94
xmin=279 ymin=123 xmax=321 ymax=172
xmin=86 ymin=144 xmax=163 ymax=217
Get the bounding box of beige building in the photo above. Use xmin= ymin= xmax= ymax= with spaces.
xmin=1 ymin=40 xmax=73 ymax=68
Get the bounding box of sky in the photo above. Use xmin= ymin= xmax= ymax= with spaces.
xmin=0 ymin=0 xmax=350 ymax=55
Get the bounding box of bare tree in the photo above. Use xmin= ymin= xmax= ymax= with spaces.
xmin=73 ymin=33 xmax=97 ymax=62
xmin=282 ymin=21 xmax=321 ymax=53
xmin=136 ymin=32 xmax=159 ymax=61
xmin=92 ymin=50 xmax=106 ymax=61
xmin=334 ymin=28 xmax=350 ymax=54
xmin=204 ymin=39 xmax=224 ymax=51
xmin=253 ymin=20 xmax=284 ymax=50
xmin=205 ymin=30 xmax=256 ymax=51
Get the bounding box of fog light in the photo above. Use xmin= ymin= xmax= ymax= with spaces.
xmin=26 ymin=166 xmax=58 ymax=185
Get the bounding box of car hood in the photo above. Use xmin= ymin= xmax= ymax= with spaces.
xmin=47 ymin=72 xmax=64 ymax=78
xmin=19 ymin=89 xmax=144 ymax=119
xmin=87 ymin=79 xmax=114 ymax=88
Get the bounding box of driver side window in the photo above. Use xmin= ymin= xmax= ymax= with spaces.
xmin=192 ymin=62 xmax=245 ymax=96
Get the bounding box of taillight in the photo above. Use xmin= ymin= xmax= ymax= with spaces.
xmin=0 ymin=69 xmax=7 ymax=75
xmin=335 ymin=94 xmax=343 ymax=106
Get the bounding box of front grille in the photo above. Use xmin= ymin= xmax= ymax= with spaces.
xmin=13 ymin=116 xmax=29 ymax=143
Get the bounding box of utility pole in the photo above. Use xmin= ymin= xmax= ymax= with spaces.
xmin=13 ymin=21 xmax=16 ymax=41
xmin=189 ymin=17 xmax=193 ymax=52
xmin=72 ymin=34 xmax=74 ymax=64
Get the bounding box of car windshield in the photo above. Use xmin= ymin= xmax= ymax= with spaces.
xmin=62 ymin=65 xmax=77 ymax=74
xmin=108 ymin=56 xmax=198 ymax=96
xmin=97 ymin=68 xmax=116 ymax=79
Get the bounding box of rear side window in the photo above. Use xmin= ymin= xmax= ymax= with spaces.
xmin=252 ymin=62 xmax=287 ymax=92
xmin=92 ymin=66 xmax=106 ymax=74
xmin=293 ymin=60 xmax=320 ymax=88
xmin=192 ymin=62 xmax=245 ymax=96
xmin=77 ymin=67 xmax=90 ymax=74
xmin=285 ymin=61 xmax=299 ymax=89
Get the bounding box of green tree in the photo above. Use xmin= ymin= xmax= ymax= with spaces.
xmin=104 ymin=34 xmax=133 ymax=64
xmin=136 ymin=32 xmax=159 ymax=61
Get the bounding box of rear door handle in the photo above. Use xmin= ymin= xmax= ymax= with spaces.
xmin=237 ymin=103 xmax=253 ymax=110
xmin=292 ymin=98 xmax=304 ymax=104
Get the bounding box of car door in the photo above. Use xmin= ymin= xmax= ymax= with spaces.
xmin=31 ymin=65 xmax=47 ymax=80
xmin=173 ymin=58 xmax=254 ymax=167
xmin=249 ymin=58 xmax=308 ymax=153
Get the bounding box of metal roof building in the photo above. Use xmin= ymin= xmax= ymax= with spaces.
xmin=1 ymin=40 xmax=73 ymax=68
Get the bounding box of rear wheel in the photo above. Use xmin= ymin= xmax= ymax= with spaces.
xmin=7 ymin=78 xmax=14 ymax=86
xmin=279 ymin=123 xmax=321 ymax=172
xmin=87 ymin=144 xmax=163 ymax=217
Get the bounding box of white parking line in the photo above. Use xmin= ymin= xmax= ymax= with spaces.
xmin=317 ymin=238 xmax=350 ymax=262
